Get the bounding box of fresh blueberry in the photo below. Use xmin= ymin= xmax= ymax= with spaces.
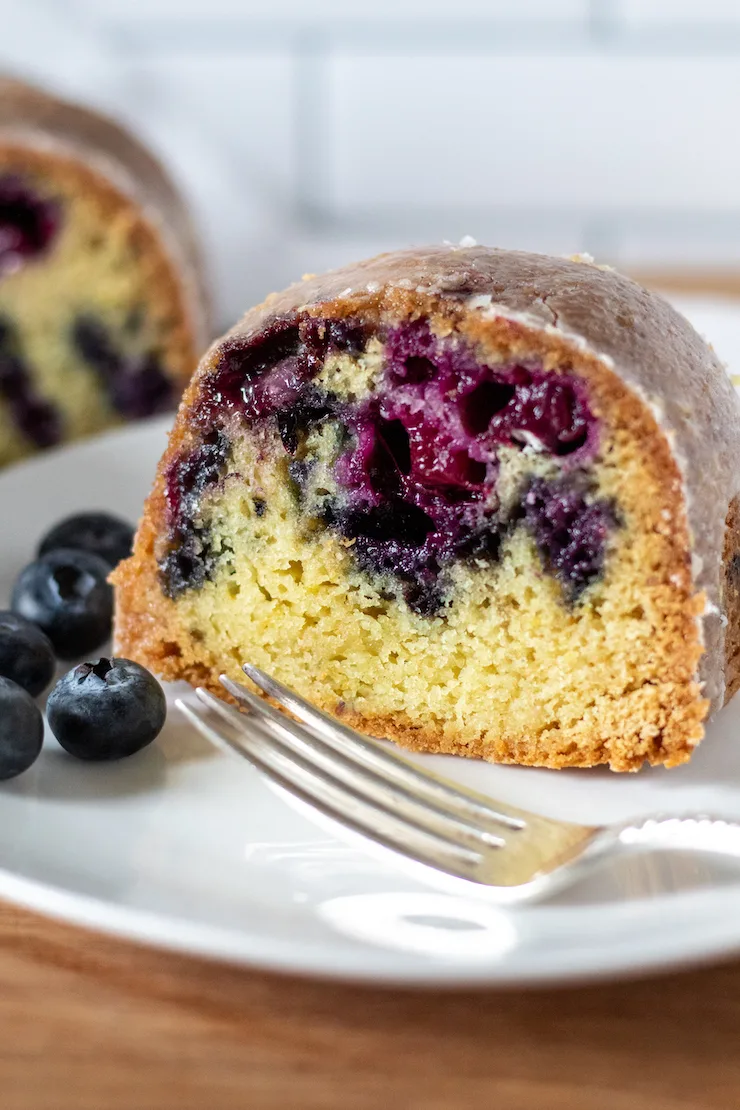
xmin=0 ymin=677 xmax=44 ymax=779
xmin=0 ymin=610 xmax=55 ymax=697
xmin=12 ymin=549 xmax=113 ymax=660
xmin=38 ymin=511 xmax=134 ymax=569
xmin=47 ymin=658 xmax=166 ymax=761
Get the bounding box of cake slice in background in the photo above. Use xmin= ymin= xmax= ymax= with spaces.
xmin=113 ymin=246 xmax=740 ymax=772
xmin=0 ymin=76 xmax=210 ymax=465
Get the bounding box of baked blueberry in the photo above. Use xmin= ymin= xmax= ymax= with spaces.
xmin=72 ymin=316 xmax=174 ymax=419
xmin=0 ymin=174 xmax=60 ymax=274
xmin=0 ymin=676 xmax=44 ymax=779
xmin=524 ymin=478 xmax=614 ymax=600
xmin=38 ymin=511 xmax=135 ymax=569
xmin=160 ymin=428 xmax=231 ymax=598
xmin=47 ymin=658 xmax=166 ymax=761
xmin=0 ymin=610 xmax=55 ymax=697
xmin=0 ymin=317 xmax=62 ymax=449
xmin=12 ymin=549 xmax=114 ymax=660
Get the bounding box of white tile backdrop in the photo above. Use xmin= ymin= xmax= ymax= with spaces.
xmin=5 ymin=0 xmax=740 ymax=327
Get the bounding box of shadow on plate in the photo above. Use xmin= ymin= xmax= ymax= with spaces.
xmin=2 ymin=741 xmax=169 ymax=803
xmin=0 ymin=708 xmax=216 ymax=804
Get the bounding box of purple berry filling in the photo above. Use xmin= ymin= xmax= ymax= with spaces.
xmin=73 ymin=316 xmax=173 ymax=419
xmin=159 ymin=319 xmax=362 ymax=597
xmin=0 ymin=175 xmax=60 ymax=276
xmin=199 ymin=316 xmax=367 ymax=429
xmin=524 ymin=478 xmax=615 ymax=599
xmin=160 ymin=315 xmax=611 ymax=610
xmin=160 ymin=428 xmax=231 ymax=598
xmin=0 ymin=319 xmax=61 ymax=449
xmin=328 ymin=322 xmax=598 ymax=600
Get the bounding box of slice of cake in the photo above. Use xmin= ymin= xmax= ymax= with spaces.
xmin=113 ymin=246 xmax=740 ymax=771
xmin=0 ymin=77 xmax=210 ymax=465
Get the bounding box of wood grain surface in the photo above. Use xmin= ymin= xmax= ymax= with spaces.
xmin=2 ymin=900 xmax=739 ymax=1110
xmin=3 ymin=269 xmax=739 ymax=1110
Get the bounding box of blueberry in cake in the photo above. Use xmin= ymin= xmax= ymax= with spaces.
xmin=113 ymin=247 xmax=740 ymax=770
xmin=0 ymin=77 xmax=209 ymax=465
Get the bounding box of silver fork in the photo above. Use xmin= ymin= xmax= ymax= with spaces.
xmin=176 ymin=665 xmax=740 ymax=903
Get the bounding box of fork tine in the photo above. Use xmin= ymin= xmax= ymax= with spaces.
xmin=237 ymin=666 xmax=527 ymax=832
xmin=177 ymin=696 xmax=257 ymax=762
xmin=176 ymin=696 xmax=485 ymax=880
xmin=207 ymin=685 xmax=506 ymax=851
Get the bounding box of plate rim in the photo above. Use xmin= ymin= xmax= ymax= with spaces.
xmin=6 ymin=862 xmax=740 ymax=988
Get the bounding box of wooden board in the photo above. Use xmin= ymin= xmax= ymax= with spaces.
xmin=1 ymin=900 xmax=739 ymax=1110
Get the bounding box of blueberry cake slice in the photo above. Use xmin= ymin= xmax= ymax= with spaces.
xmin=0 ymin=77 xmax=209 ymax=465
xmin=113 ymin=247 xmax=740 ymax=770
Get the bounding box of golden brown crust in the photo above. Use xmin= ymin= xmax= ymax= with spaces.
xmin=723 ymin=494 xmax=740 ymax=704
xmin=111 ymin=246 xmax=732 ymax=770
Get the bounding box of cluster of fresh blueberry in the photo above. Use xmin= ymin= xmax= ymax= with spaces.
xmin=0 ymin=511 xmax=166 ymax=781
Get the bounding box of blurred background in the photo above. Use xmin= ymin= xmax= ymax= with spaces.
xmin=5 ymin=0 xmax=740 ymax=329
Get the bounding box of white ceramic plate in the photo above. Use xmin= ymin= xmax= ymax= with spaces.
xmin=4 ymin=296 xmax=740 ymax=988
